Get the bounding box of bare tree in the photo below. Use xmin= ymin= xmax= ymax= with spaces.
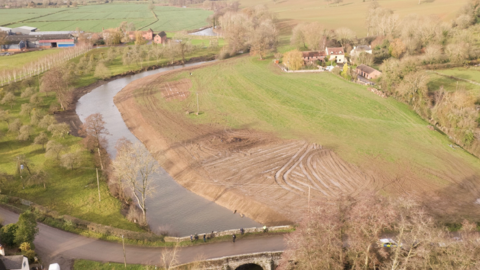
xmin=60 ymin=150 xmax=83 ymax=170
xmin=94 ymin=62 xmax=111 ymax=80
xmin=48 ymin=123 xmax=70 ymax=138
xmin=335 ymin=27 xmax=356 ymax=49
xmin=1 ymin=92 xmax=15 ymax=109
xmin=45 ymin=140 xmax=65 ymax=159
xmin=27 ymin=170 xmax=49 ymax=189
xmin=33 ymin=132 xmax=49 ymax=149
xmin=40 ymin=67 xmax=73 ymax=110
xmin=8 ymin=119 xmax=22 ymax=134
xmin=113 ymin=140 xmax=159 ymax=224
xmin=249 ymin=19 xmax=278 ymax=60
xmin=38 ymin=115 xmax=56 ymax=129
xmin=17 ymin=125 xmax=33 ymax=141
xmin=79 ymin=113 xmax=109 ymax=151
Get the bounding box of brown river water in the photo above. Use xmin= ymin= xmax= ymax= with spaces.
xmin=76 ymin=62 xmax=261 ymax=236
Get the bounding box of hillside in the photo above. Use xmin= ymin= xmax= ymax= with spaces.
xmin=115 ymin=56 xmax=480 ymax=224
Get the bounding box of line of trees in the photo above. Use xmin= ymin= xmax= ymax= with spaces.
xmin=279 ymin=194 xmax=480 ymax=270
xmin=218 ymin=5 xmax=278 ymax=60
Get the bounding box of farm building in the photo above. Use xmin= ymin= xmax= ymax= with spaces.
xmin=350 ymin=45 xmax=372 ymax=57
xmin=302 ymin=51 xmax=326 ymax=65
xmin=153 ymin=31 xmax=168 ymax=44
xmin=356 ymin=64 xmax=382 ymax=80
xmin=1 ymin=33 xmax=75 ymax=52
xmin=0 ymin=27 xmax=12 ymax=34
xmin=326 ymin=47 xmax=345 ymax=63
xmin=11 ymin=26 xmax=37 ymax=35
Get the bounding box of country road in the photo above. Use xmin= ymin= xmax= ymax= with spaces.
xmin=0 ymin=207 xmax=285 ymax=268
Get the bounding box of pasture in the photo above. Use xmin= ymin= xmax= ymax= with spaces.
xmin=0 ymin=49 xmax=62 ymax=72
xmin=130 ymin=56 xmax=480 ymax=205
xmin=2 ymin=4 xmax=212 ymax=32
xmin=236 ymin=0 xmax=469 ymax=35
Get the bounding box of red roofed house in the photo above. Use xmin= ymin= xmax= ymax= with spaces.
xmin=128 ymin=29 xmax=155 ymax=41
xmin=326 ymin=47 xmax=345 ymax=63
xmin=356 ymin=64 xmax=382 ymax=80
xmin=153 ymin=31 xmax=168 ymax=45
xmin=302 ymin=51 xmax=326 ymax=65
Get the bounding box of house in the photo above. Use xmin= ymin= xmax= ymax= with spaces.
xmin=128 ymin=29 xmax=155 ymax=41
xmin=350 ymin=45 xmax=372 ymax=57
xmin=11 ymin=26 xmax=37 ymax=35
xmin=302 ymin=51 xmax=326 ymax=65
xmin=356 ymin=64 xmax=382 ymax=80
xmin=153 ymin=31 xmax=168 ymax=45
xmin=0 ymin=255 xmax=29 ymax=270
xmin=325 ymin=47 xmax=345 ymax=63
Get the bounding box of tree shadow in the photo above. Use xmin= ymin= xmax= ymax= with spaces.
xmin=419 ymin=175 xmax=480 ymax=224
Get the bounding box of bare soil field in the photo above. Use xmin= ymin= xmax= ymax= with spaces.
xmin=114 ymin=59 xmax=480 ymax=224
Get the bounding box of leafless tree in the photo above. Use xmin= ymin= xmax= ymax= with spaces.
xmin=17 ymin=125 xmax=33 ymax=141
xmin=1 ymin=92 xmax=15 ymax=109
xmin=335 ymin=27 xmax=356 ymax=49
xmin=94 ymin=62 xmax=111 ymax=80
xmin=33 ymin=132 xmax=49 ymax=149
xmin=113 ymin=140 xmax=159 ymax=223
xmin=48 ymin=123 xmax=70 ymax=138
xmin=60 ymin=150 xmax=83 ymax=170
xmin=38 ymin=115 xmax=56 ymax=129
xmin=45 ymin=140 xmax=65 ymax=159
xmin=19 ymin=103 xmax=33 ymax=117
xmin=26 ymin=170 xmax=49 ymax=189
xmin=8 ymin=119 xmax=22 ymax=134
xmin=40 ymin=67 xmax=73 ymax=110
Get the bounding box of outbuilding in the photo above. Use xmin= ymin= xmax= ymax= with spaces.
xmin=153 ymin=31 xmax=168 ymax=44
xmin=356 ymin=64 xmax=382 ymax=80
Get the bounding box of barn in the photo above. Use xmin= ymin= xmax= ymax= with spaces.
xmin=1 ymin=33 xmax=75 ymax=52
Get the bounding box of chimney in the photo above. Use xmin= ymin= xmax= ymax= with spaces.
xmin=0 ymin=244 xmax=5 ymax=256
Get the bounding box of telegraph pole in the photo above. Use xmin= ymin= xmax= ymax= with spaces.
xmin=122 ymin=235 xmax=126 ymax=268
xmin=96 ymin=168 xmax=101 ymax=202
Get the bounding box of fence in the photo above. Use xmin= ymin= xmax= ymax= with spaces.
xmin=0 ymin=45 xmax=92 ymax=87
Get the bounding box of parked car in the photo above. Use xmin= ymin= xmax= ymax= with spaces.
xmin=48 ymin=263 xmax=60 ymax=270
xmin=379 ymin=238 xmax=399 ymax=248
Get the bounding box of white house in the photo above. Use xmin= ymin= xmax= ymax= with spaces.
xmin=350 ymin=45 xmax=372 ymax=57
xmin=325 ymin=47 xmax=345 ymax=63
xmin=0 ymin=255 xmax=29 ymax=270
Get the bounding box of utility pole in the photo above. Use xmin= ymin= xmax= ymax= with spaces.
xmin=97 ymin=148 xmax=104 ymax=170
xmin=122 ymin=235 xmax=127 ymax=268
xmin=96 ymin=168 xmax=101 ymax=202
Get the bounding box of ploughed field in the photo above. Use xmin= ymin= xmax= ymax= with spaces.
xmin=2 ymin=4 xmax=212 ymax=32
xmin=234 ymin=0 xmax=468 ymax=35
xmin=115 ymin=57 xmax=480 ymax=224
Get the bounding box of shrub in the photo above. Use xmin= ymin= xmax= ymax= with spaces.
xmin=0 ymin=224 xmax=18 ymax=246
xmin=14 ymin=210 xmax=38 ymax=245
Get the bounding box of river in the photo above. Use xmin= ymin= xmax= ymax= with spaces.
xmin=76 ymin=62 xmax=261 ymax=236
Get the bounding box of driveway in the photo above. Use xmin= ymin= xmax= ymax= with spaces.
xmin=0 ymin=207 xmax=285 ymax=268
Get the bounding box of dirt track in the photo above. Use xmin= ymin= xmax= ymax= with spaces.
xmin=114 ymin=63 xmax=385 ymax=224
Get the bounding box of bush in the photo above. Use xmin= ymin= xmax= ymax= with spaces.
xmin=0 ymin=224 xmax=18 ymax=246
xmin=23 ymin=250 xmax=35 ymax=262
xmin=218 ymin=50 xmax=230 ymax=60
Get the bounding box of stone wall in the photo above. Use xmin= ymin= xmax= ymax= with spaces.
xmin=174 ymin=251 xmax=283 ymax=270
xmin=164 ymin=225 xmax=293 ymax=242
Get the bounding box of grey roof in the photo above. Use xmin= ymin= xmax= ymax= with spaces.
xmin=29 ymin=31 xmax=73 ymax=36
xmin=357 ymin=64 xmax=380 ymax=74
xmin=5 ymin=34 xmax=39 ymax=43
xmin=0 ymin=255 xmax=24 ymax=269
xmin=16 ymin=26 xmax=37 ymax=31
xmin=0 ymin=27 xmax=11 ymax=32
xmin=355 ymin=45 xmax=371 ymax=50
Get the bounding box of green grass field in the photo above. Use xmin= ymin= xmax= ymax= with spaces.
xmin=3 ymin=4 xmax=212 ymax=32
xmin=435 ymin=67 xmax=480 ymax=83
xmin=236 ymin=0 xmax=469 ymax=35
xmin=138 ymin=56 xmax=480 ymax=191
xmin=0 ymin=77 xmax=142 ymax=232
xmin=74 ymin=260 xmax=149 ymax=270
xmin=0 ymin=50 xmax=63 ymax=72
